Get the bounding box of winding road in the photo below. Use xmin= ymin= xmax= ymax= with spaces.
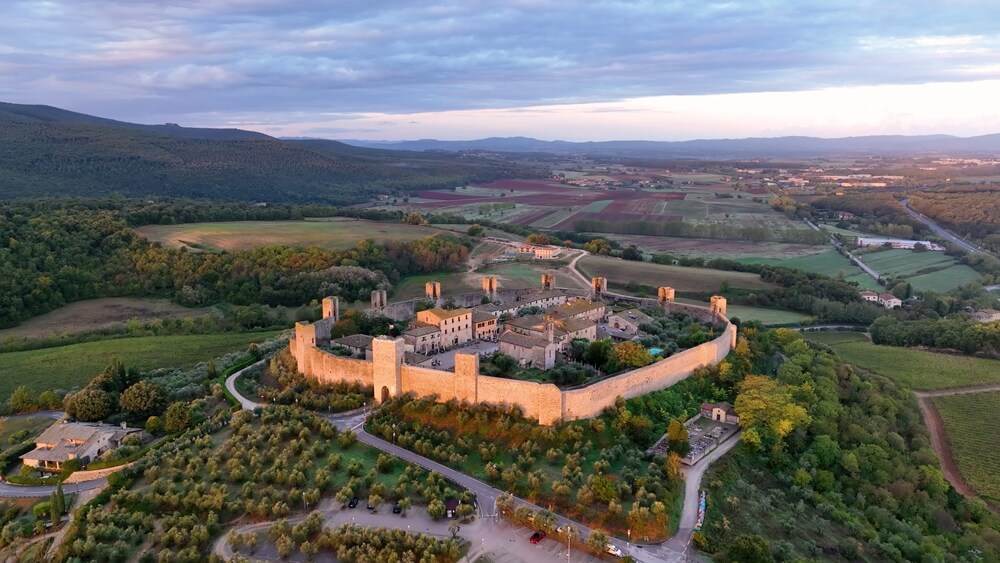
xmin=227 ymin=358 xmax=740 ymax=562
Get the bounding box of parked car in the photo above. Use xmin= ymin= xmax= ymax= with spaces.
xmin=605 ymin=543 xmax=623 ymax=557
xmin=392 ymin=502 xmax=402 ymax=514
xmin=367 ymin=500 xmax=377 ymax=510
xmin=348 ymin=497 xmax=359 ymax=508
xmin=529 ymin=531 xmax=546 ymax=544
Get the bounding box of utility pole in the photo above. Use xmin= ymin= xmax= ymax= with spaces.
xmin=566 ymin=525 xmax=571 ymax=562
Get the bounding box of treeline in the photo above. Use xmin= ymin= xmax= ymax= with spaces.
xmin=0 ymin=201 xmax=469 ymax=327
xmin=573 ymin=218 xmax=826 ymax=245
xmin=909 ymin=190 xmax=1000 ymax=251
xmin=0 ymin=116 xmax=532 ymax=204
xmin=699 ymin=328 xmax=999 ymax=561
xmin=870 ymin=316 xmax=1000 ymax=357
xmin=650 ymin=255 xmax=886 ymax=324
xmin=809 ymin=194 xmax=926 ymax=234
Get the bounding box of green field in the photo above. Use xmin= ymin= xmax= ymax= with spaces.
xmin=0 ymin=414 xmax=55 ymax=446
xmin=739 ymin=250 xmax=879 ymax=289
xmin=724 ymin=305 xmax=812 ymax=325
xmin=579 ymin=255 xmax=776 ymax=292
xmin=809 ymin=334 xmax=1000 ymax=390
xmin=859 ymin=249 xmax=982 ymax=292
xmin=136 ymin=218 xmax=457 ymax=252
xmin=933 ymin=391 xmax=1000 ymax=503
xmin=0 ymin=331 xmax=281 ymax=398
xmin=391 ymin=272 xmax=476 ymax=300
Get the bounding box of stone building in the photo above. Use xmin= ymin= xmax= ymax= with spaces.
xmin=472 ymin=311 xmax=499 ymax=340
xmin=607 ymin=309 xmax=653 ymax=336
xmin=331 ymin=334 xmax=374 ymax=359
xmin=22 ymin=421 xmax=141 ymax=472
xmin=506 ymin=314 xmax=596 ymax=351
xmin=415 ymin=307 xmax=473 ymax=347
xmin=700 ymin=402 xmax=740 ymax=425
xmin=402 ymin=324 xmax=441 ymax=354
xmin=499 ymin=331 xmax=557 ymax=369
xmin=554 ymin=300 xmax=606 ymax=322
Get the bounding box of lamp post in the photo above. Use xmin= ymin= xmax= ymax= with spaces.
xmin=627 ymin=528 xmax=631 ymax=556
xmin=566 ymin=525 xmax=571 ymax=562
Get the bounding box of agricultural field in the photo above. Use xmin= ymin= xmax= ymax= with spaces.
xmin=0 ymin=331 xmax=281 ymax=398
xmin=578 ymin=255 xmax=776 ymax=292
xmin=0 ymin=298 xmax=212 ymax=342
xmin=606 ymin=235 xmax=825 ymax=260
xmin=0 ymin=414 xmax=56 ymax=446
xmin=720 ymin=305 xmax=811 ymax=326
xmin=136 ymin=218 xmax=456 ymax=252
xmin=808 ymin=333 xmax=1000 ymax=390
xmin=933 ymin=391 xmax=1000 ymax=503
xmin=430 ymin=224 xmax=524 ymax=241
xmin=859 ymin=249 xmax=982 ymax=292
xmin=739 ymin=251 xmax=881 ymax=290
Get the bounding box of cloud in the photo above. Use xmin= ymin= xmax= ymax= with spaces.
xmin=0 ymin=0 xmax=998 ymax=137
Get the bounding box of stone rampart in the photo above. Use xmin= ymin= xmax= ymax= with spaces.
xmin=293 ymin=292 xmax=735 ymax=425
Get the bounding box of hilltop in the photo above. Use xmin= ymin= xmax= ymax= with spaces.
xmin=0 ymin=102 xmax=531 ymax=204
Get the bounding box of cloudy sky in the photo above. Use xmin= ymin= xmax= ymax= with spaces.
xmin=2 ymin=0 xmax=1000 ymax=140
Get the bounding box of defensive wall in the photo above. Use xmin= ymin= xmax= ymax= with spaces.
xmin=291 ymin=287 xmax=736 ymax=425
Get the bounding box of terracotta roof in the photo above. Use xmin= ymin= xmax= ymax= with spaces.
xmin=404 ymin=324 xmax=439 ymax=337
xmin=331 ymin=334 xmax=374 ymax=350
xmin=557 ymin=300 xmax=604 ymax=317
xmin=421 ymin=307 xmax=471 ymax=320
xmin=404 ymin=352 xmax=434 ymax=365
xmin=499 ymin=330 xmax=550 ymax=349
xmin=472 ymin=311 xmax=496 ymax=323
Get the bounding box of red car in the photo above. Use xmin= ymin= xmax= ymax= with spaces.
xmin=529 ymin=531 xmax=546 ymax=544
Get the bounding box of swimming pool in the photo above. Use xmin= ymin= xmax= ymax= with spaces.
xmin=649 ymin=347 xmax=663 ymax=356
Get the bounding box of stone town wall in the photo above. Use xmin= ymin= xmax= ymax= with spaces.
xmin=293 ymin=296 xmax=735 ymax=425
xmin=561 ymin=322 xmax=735 ymax=420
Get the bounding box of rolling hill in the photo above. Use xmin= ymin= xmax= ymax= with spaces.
xmin=0 ymin=102 xmax=532 ymax=204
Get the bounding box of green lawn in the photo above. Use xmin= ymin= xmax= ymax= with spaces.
xmin=857 ymin=249 xmax=983 ymax=292
xmin=0 ymin=331 xmax=281 ymax=398
xmin=812 ymin=336 xmax=1000 ymax=390
xmin=803 ymin=331 xmax=869 ymax=346
xmin=724 ymin=305 xmax=812 ymax=326
xmin=933 ymin=391 xmax=1000 ymax=503
xmin=579 ymin=255 xmax=775 ymax=292
xmin=905 ymin=265 xmax=983 ymax=293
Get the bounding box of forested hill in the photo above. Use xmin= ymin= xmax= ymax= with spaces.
xmin=0 ymin=102 xmax=532 ymax=204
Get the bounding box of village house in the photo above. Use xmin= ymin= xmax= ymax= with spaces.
xmin=330 ymin=334 xmax=374 ymax=359
xmin=415 ymin=307 xmax=473 ymax=347
xmin=860 ymin=290 xmax=879 ymax=303
xmin=498 ymin=330 xmax=557 ymax=369
xmin=877 ymin=293 xmax=903 ymax=309
xmin=402 ymin=324 xmax=442 ymax=355
xmin=21 ymin=421 xmax=141 ymax=472
xmin=472 ymin=311 xmax=499 ymax=340
xmin=553 ymin=300 xmax=606 ymax=323
xmin=505 ymin=314 xmax=597 ymax=351
xmin=607 ymin=309 xmax=653 ymax=336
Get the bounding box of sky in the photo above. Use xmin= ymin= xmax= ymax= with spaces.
xmin=2 ymin=0 xmax=1000 ymax=141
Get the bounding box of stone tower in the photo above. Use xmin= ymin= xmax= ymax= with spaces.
xmin=592 ymin=277 xmax=607 ymax=297
xmin=321 ymin=296 xmax=340 ymax=321
xmin=657 ymin=287 xmax=675 ymax=304
xmin=371 ymin=289 xmax=388 ymax=310
xmin=372 ymin=337 xmax=404 ymax=404
xmin=541 ymin=273 xmax=554 ymax=290
xmin=424 ymin=281 xmax=441 ymax=300
xmin=481 ymin=276 xmax=497 ymax=298
xmin=710 ymin=295 xmax=727 ymax=316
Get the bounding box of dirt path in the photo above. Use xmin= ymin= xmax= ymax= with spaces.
xmin=912 ymin=384 xmax=1000 ymax=500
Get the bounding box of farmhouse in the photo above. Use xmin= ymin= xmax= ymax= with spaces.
xmin=22 ymin=421 xmax=140 ymax=472
xmin=860 ymin=290 xmax=879 ymax=302
xmin=701 ymin=402 xmax=740 ymax=425
xmin=877 ymin=293 xmax=902 ymax=309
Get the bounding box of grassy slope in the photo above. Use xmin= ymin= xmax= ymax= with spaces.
xmin=933 ymin=391 xmax=1000 ymax=503
xmin=0 ymin=331 xmax=280 ymax=397
xmin=136 ymin=218 xmax=455 ymax=252
xmin=578 ymin=255 xmax=775 ymax=292
xmin=807 ymin=333 xmax=1000 ymax=390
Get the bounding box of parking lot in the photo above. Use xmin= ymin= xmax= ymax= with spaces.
xmin=684 ymin=417 xmax=738 ymax=465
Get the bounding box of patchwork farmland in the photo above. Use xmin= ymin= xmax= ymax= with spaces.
xmin=858 ymin=248 xmax=982 ymax=292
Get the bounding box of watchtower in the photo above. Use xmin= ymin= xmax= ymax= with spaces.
xmin=372 ymin=337 xmax=403 ymax=404
xmin=592 ymin=277 xmax=607 ymax=297
xmin=371 ymin=288 xmax=388 ymax=310
xmin=321 ymin=296 xmax=340 ymax=321
xmin=541 ymin=273 xmax=554 ymax=290
xmin=710 ymin=295 xmax=727 ymax=316
xmin=425 ymin=281 xmax=442 ymax=300
xmin=657 ymin=287 xmax=675 ymax=304
xmin=481 ymin=276 xmax=497 ymax=298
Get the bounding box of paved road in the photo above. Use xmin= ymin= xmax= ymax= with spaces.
xmin=804 ymin=218 xmax=881 ymax=282
xmin=225 ymin=359 xmax=268 ymax=410
xmin=0 ymin=477 xmax=107 ymax=498
xmin=902 ymin=199 xmax=981 ymax=254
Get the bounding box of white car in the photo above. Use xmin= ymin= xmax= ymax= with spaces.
xmin=605 ymin=543 xmax=623 ymax=557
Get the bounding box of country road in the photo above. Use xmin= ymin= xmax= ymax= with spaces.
xmin=901 ymin=199 xmax=981 ymax=254
xmin=227 ymin=356 xmax=740 ymax=562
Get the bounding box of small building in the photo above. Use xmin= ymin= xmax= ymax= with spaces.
xmin=330 ymin=334 xmax=374 ymax=359
xmin=700 ymin=402 xmax=740 ymax=425
xmin=472 ymin=311 xmax=499 ymax=340
xmin=970 ymin=309 xmax=1000 ymax=323
xmin=860 ymin=290 xmax=879 ymax=303
xmin=402 ymin=324 xmax=441 ymax=354
xmin=416 ymin=307 xmax=473 ymax=347
xmin=499 ymin=331 xmax=557 ymax=370
xmin=404 ymin=352 xmax=435 ymax=367
xmin=21 ymin=421 xmax=141 ymax=472
xmin=877 ymin=293 xmax=902 ymax=309
xmin=533 ymin=246 xmax=557 ymax=260
xmin=607 ymin=309 xmax=653 ymax=335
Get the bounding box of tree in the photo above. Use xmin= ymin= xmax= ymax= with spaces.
xmin=583 ymin=238 xmax=612 ymax=255
xmin=621 ymin=245 xmax=643 ymax=261
xmin=398 ymin=497 xmax=411 ymax=515
xmin=586 ymin=529 xmax=610 ymax=553
xmin=526 ymin=233 xmax=549 ymax=245
xmin=145 ymin=415 xmax=164 ymax=435
xmin=614 ymin=341 xmax=654 ymax=369
xmin=467 ymin=224 xmax=485 ymax=237
xmin=724 ymin=534 xmax=774 ymax=563
xmin=733 ymin=375 xmax=810 ymax=449
xmin=66 ymin=389 xmax=113 ymax=422
xmin=119 ymin=381 xmax=166 ymax=419
xmin=405 ymin=212 xmax=426 ymax=225
xmin=584 ymin=339 xmax=613 ymax=369
xmin=54 ymin=483 xmax=65 ymax=516
xmin=428 ymin=498 xmax=446 ymax=519
xmin=164 ymin=402 xmax=191 ymax=433
xmin=37 ymin=390 xmax=62 ymax=410
xmin=666 ymin=419 xmax=691 ymax=455
xmin=275 ymin=534 xmax=295 ymax=559
xmin=8 ymin=385 xmax=36 ymax=413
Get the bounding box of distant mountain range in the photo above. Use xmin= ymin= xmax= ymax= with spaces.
xmin=0 ymin=102 xmax=530 ymax=203
xmin=343 ymin=134 xmax=1000 ymax=158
